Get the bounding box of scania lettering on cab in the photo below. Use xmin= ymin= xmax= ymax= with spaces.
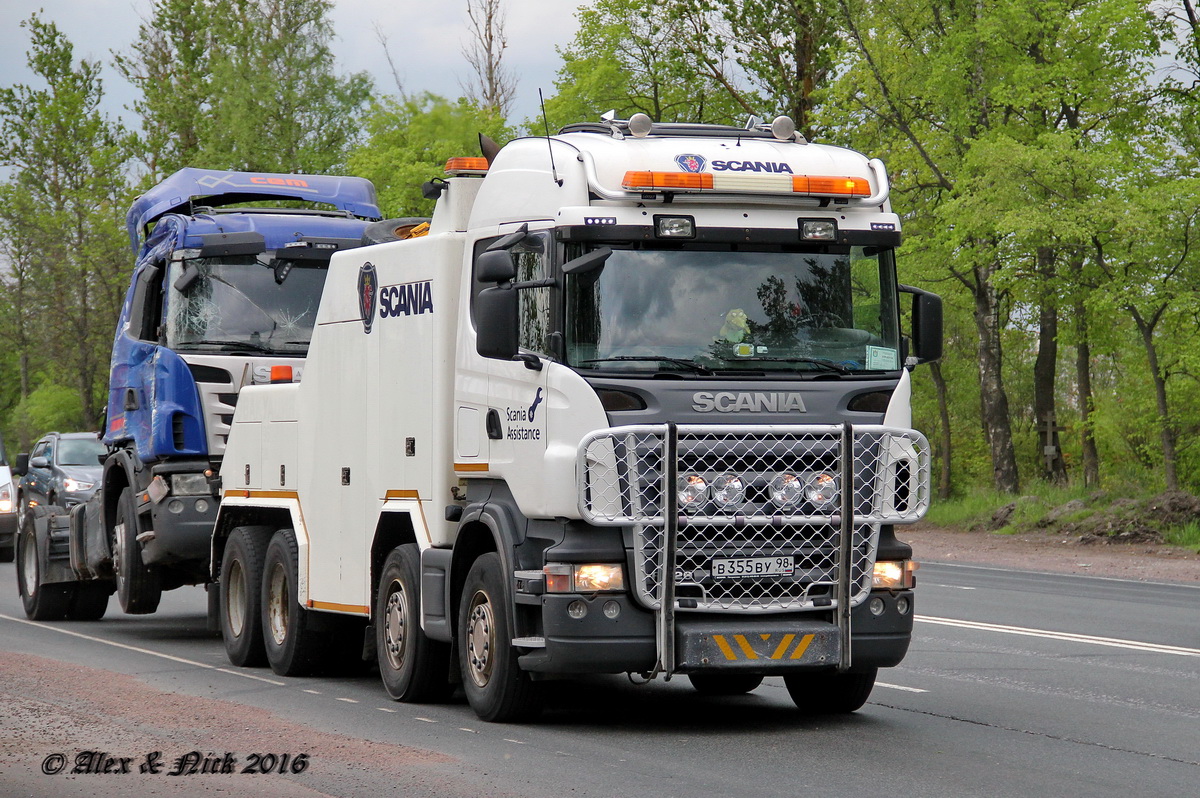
xmin=214 ymin=115 xmax=943 ymax=722
xmin=15 ymin=169 xmax=381 ymax=621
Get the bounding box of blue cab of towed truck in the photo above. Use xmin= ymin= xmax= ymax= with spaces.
xmin=74 ymin=169 xmax=381 ymax=616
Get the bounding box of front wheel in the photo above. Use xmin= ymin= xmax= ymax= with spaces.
xmin=17 ymin=513 xmax=73 ymax=620
xmin=458 ymin=552 xmax=542 ymax=722
xmin=261 ymin=529 xmax=328 ymax=676
xmin=376 ymin=544 xmax=452 ymax=702
xmin=784 ymin=668 xmax=877 ymax=714
xmin=112 ymin=487 xmax=161 ymax=614
xmin=221 ymin=527 xmax=271 ymax=667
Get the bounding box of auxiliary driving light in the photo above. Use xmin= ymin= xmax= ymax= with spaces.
xmin=711 ymin=474 xmax=746 ymax=508
xmin=677 ymin=474 xmax=708 ymax=510
xmin=655 ymin=215 xmax=695 ymax=239
xmin=769 ymin=473 xmax=805 ymax=508
xmin=800 ymin=220 xmax=837 ymax=241
xmin=805 ymin=473 xmax=839 ymax=507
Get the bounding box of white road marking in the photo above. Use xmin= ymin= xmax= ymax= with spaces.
xmin=917 ymin=615 xmax=1200 ymax=657
xmin=303 ymin=689 xmax=322 ymax=694
xmin=1 ymin=612 xmax=283 ymax=684
xmin=503 ymin=739 xmax=526 ymax=744
xmin=876 ymin=681 xmax=928 ymax=693
xmin=415 ymin=717 xmax=438 ymax=723
xmin=378 ymin=708 xmax=397 ymax=713
xmin=924 ymin=584 xmax=977 ymax=590
xmin=336 ymin=697 xmax=359 ymax=703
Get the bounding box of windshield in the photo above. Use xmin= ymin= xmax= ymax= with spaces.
xmin=566 ymin=246 xmax=901 ymax=373
xmin=57 ymin=437 xmax=106 ymax=466
xmin=165 ymin=255 xmax=326 ymax=353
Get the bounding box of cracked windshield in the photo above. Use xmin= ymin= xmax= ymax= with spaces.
xmin=165 ymin=256 xmax=326 ymax=353
xmin=567 ymin=246 xmax=901 ymax=373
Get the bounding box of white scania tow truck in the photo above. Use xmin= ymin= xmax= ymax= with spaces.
xmin=212 ymin=114 xmax=943 ymax=722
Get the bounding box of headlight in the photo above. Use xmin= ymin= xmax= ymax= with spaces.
xmin=710 ymin=474 xmax=746 ymax=508
xmin=805 ymin=473 xmax=839 ymax=508
xmin=873 ymin=560 xmax=918 ymax=590
xmin=677 ymin=474 xmax=708 ymax=511
xmin=769 ymin=473 xmax=805 ymax=508
xmin=171 ymin=473 xmax=211 ymax=496
xmin=543 ymin=563 xmax=625 ymax=593
xmin=63 ymin=479 xmax=94 ymax=492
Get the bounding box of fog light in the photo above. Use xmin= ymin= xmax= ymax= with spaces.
xmin=655 ymin=215 xmax=695 ymax=238
xmin=896 ymin=595 xmax=911 ymax=615
xmin=567 ymin=600 xmax=588 ymax=619
xmin=167 ymin=499 xmax=184 ymax=514
xmin=677 ymin=474 xmax=708 ymax=511
xmin=194 ymin=498 xmax=210 ymax=514
xmin=869 ymin=596 xmax=886 ymax=616
xmin=603 ymin=601 xmax=621 ymax=619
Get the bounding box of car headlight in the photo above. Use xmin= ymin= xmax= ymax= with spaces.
xmin=805 ymin=473 xmax=839 ymax=508
xmin=873 ymin=560 xmax=918 ymax=590
xmin=63 ymin=479 xmax=95 ymax=492
xmin=543 ymin=563 xmax=625 ymax=593
xmin=677 ymin=474 xmax=708 ymax=511
xmin=171 ymin=473 xmax=211 ymax=496
xmin=710 ymin=474 xmax=746 ymax=508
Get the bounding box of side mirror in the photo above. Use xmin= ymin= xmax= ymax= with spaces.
xmin=30 ymin=455 xmax=50 ymax=469
xmin=13 ymin=453 xmax=29 ymax=477
xmin=900 ymin=285 xmax=943 ymax=364
xmin=476 ymin=250 xmax=517 ymax=284
xmin=476 ymin=285 xmax=519 ymax=360
xmin=562 ymin=247 xmax=612 ymax=276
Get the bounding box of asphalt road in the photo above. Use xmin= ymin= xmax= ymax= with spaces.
xmin=1 ymin=560 xmax=1197 ymax=797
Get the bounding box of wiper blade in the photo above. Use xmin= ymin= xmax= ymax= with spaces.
xmin=180 ymin=339 xmax=276 ymax=353
xmin=729 ymin=356 xmax=852 ymax=374
xmin=581 ymin=356 xmax=714 ymax=375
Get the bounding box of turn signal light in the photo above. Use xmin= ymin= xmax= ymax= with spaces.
xmin=444 ymin=157 xmax=490 ymax=175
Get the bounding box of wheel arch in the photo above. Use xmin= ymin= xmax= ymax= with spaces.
xmin=448 ymin=500 xmax=524 ymax=643
xmin=369 ymin=511 xmax=419 ymax=618
xmin=211 ymin=505 xmax=293 ymax=581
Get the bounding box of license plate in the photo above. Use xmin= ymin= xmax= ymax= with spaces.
xmin=710 ymin=556 xmax=794 ymax=579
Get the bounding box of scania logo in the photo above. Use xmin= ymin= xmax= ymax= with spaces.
xmin=358 ymin=262 xmax=377 ymax=334
xmin=675 ymin=154 xmax=706 ymax=173
xmin=692 ymin=391 xmax=807 ymax=413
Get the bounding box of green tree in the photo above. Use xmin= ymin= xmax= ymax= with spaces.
xmin=0 ymin=14 xmax=131 ymax=441
xmin=116 ymin=0 xmax=372 ymax=177
xmin=348 ymin=93 xmax=512 ymax=218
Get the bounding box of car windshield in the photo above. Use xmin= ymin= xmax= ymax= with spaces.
xmin=165 ymin=255 xmax=326 ymax=352
xmin=566 ymin=246 xmax=901 ymax=373
xmin=56 ymin=437 xmax=107 ymax=466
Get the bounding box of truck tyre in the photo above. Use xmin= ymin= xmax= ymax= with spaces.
xmin=262 ymin=529 xmax=327 ymax=676
xmin=376 ymin=544 xmax=452 ymax=702
xmin=221 ymin=527 xmax=271 ymax=667
xmin=784 ymin=668 xmax=877 ymax=714
xmin=113 ymin=487 xmax=162 ymax=614
xmin=17 ymin=514 xmax=73 ymax=620
xmin=687 ymin=674 xmax=764 ymax=695
xmin=67 ymin=582 xmax=111 ymax=621
xmin=458 ymin=552 xmax=543 ymax=722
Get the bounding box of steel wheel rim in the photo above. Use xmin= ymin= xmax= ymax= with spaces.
xmin=226 ymin=558 xmax=246 ymax=636
xmin=383 ymin=579 xmax=408 ymax=672
xmin=21 ymin=530 xmax=38 ymax=598
xmin=112 ymin=521 xmax=126 ymax=590
xmin=465 ymin=589 xmax=495 ymax=689
xmin=267 ymin=562 xmax=288 ymax=646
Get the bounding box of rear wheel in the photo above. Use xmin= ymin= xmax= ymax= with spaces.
xmin=687 ymin=673 xmax=764 ymax=695
xmin=262 ymin=529 xmax=328 ymax=676
xmin=458 ymin=552 xmax=542 ymax=722
xmin=221 ymin=527 xmax=271 ymax=667
xmin=17 ymin=514 xmax=73 ymax=620
xmin=376 ymin=544 xmax=452 ymax=702
xmin=112 ymin=487 xmax=161 ymax=614
xmin=784 ymin=668 xmax=877 ymax=714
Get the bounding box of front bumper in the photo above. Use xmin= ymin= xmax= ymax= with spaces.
xmin=518 ymin=590 xmax=914 ymax=674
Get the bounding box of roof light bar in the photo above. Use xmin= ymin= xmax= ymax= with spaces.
xmin=621 ymin=170 xmax=871 ymax=198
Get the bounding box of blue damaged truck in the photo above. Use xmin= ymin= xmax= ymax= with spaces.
xmin=15 ymin=169 xmax=382 ymax=620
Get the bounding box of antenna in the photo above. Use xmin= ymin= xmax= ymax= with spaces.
xmin=539 ymin=89 xmax=563 ymax=187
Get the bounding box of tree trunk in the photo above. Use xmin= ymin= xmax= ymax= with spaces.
xmin=1033 ymin=247 xmax=1067 ymax=484
xmin=1132 ymin=310 xmax=1178 ymax=490
xmin=929 ymin=360 xmax=953 ymax=500
xmin=1072 ymin=295 xmax=1100 ymax=487
xmin=972 ymin=257 xmax=1020 ymax=493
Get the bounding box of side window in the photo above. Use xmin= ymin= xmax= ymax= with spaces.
xmin=471 ymin=231 xmax=554 ymax=356
xmin=31 ymin=441 xmax=48 ymax=462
